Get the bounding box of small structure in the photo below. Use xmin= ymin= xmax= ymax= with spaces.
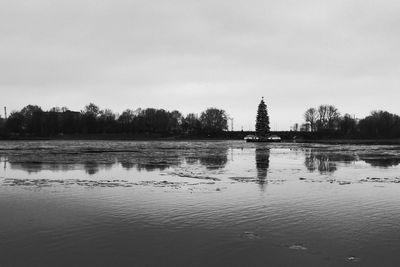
xmin=301 ymin=122 xmax=311 ymax=132
xmin=244 ymin=135 xmax=259 ymax=142
xmin=244 ymin=134 xmax=281 ymax=143
xmin=267 ymin=135 xmax=281 ymax=142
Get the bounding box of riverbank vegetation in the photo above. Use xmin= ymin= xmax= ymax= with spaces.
xmin=295 ymin=105 xmax=400 ymax=139
xmin=0 ymin=104 xmax=228 ymax=139
xmin=1 ymin=103 xmax=400 ymax=140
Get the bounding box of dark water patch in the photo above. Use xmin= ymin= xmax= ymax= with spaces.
xmin=361 ymin=156 xmax=400 ymax=167
xmin=299 ymin=177 xmax=353 ymax=185
xmin=298 ymin=176 xmax=400 ymax=185
xmin=2 ymin=177 xmax=220 ymax=190
xmin=229 ymin=176 xmax=258 ymax=183
xmin=169 ymin=172 xmax=221 ymax=181
xmin=240 ymin=231 xmax=261 ymax=240
xmin=2 ymin=178 xmax=135 ymax=188
xmin=298 ymin=177 xmax=325 ymax=183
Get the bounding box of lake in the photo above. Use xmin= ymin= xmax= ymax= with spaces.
xmin=1 ymin=140 xmax=400 ymax=266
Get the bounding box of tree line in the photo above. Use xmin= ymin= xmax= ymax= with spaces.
xmin=300 ymin=105 xmax=400 ymax=139
xmin=0 ymin=104 xmax=229 ymax=138
xmin=1 ymin=102 xmax=399 ymax=139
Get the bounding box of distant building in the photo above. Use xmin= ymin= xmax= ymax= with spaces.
xmin=301 ymin=122 xmax=311 ymax=132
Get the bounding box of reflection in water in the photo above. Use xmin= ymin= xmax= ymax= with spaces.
xmin=305 ymin=150 xmax=337 ymax=174
xmin=0 ymin=144 xmax=229 ymax=174
xmin=8 ymin=162 xmax=75 ymax=173
xmin=303 ymin=146 xmax=400 ymax=171
xmin=117 ymin=152 xmax=182 ymax=172
xmin=3 ymin=143 xmax=400 ymax=266
xmin=9 ymin=162 xmax=45 ymax=174
xmin=198 ymin=147 xmax=228 ymax=170
xmin=4 ymin=142 xmax=400 ymax=179
xmin=181 ymin=147 xmax=228 ymax=170
xmin=4 ymin=154 xmax=180 ymax=174
xmin=359 ymin=156 xmax=400 ymax=168
xmin=303 ymin=149 xmax=358 ymax=174
xmin=135 ymin=163 xmax=171 ymax=172
xmin=255 ymin=147 xmax=270 ymax=191
xmin=84 ymin=161 xmax=100 ymax=175
xmin=120 ymin=160 xmax=135 ymax=170
xmin=1 ymin=156 xmax=5 ymax=170
xmin=303 ymin=147 xmax=400 ymax=172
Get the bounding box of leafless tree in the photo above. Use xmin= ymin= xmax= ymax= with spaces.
xmin=304 ymin=108 xmax=318 ymax=131
xmin=317 ymin=105 xmax=340 ymax=130
xmin=326 ymin=105 xmax=340 ymax=129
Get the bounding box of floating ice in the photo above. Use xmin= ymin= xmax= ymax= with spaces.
xmin=346 ymin=256 xmax=361 ymax=262
xmin=288 ymin=244 xmax=308 ymax=250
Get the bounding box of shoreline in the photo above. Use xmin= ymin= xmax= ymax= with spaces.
xmin=296 ymin=139 xmax=400 ymax=145
xmin=1 ymin=136 xmax=400 ymax=145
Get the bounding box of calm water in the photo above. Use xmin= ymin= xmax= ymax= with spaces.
xmin=1 ymin=140 xmax=400 ymax=266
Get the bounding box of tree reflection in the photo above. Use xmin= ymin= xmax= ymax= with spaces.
xmin=9 ymin=161 xmax=44 ymax=174
xmin=198 ymin=147 xmax=228 ymax=170
xmin=304 ymin=150 xmax=337 ymax=174
xmin=360 ymin=156 xmax=400 ymax=168
xmin=118 ymin=153 xmax=182 ymax=172
xmin=120 ymin=160 xmax=135 ymax=170
xmin=255 ymin=147 xmax=270 ymax=191
xmin=1 ymin=145 xmax=230 ymax=174
xmin=84 ymin=161 xmax=100 ymax=175
xmin=304 ymin=149 xmax=358 ymax=174
xmin=117 ymin=147 xmax=229 ymax=171
xmin=135 ymin=163 xmax=170 ymax=172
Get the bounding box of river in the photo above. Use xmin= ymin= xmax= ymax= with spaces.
xmin=0 ymin=140 xmax=399 ymax=266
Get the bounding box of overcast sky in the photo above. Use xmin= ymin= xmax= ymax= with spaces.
xmin=1 ymin=0 xmax=400 ymax=130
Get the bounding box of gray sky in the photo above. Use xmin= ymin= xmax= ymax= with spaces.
xmin=1 ymin=0 xmax=400 ymax=130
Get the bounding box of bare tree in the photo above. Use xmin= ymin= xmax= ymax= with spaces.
xmin=317 ymin=105 xmax=328 ymax=130
xmin=316 ymin=105 xmax=340 ymax=130
xmin=304 ymin=108 xmax=317 ymax=131
xmin=326 ymin=105 xmax=340 ymax=130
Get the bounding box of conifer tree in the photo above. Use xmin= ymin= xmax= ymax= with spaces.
xmin=255 ymin=97 xmax=270 ymax=136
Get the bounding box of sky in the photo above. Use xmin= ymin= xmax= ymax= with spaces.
xmin=1 ymin=0 xmax=400 ymax=130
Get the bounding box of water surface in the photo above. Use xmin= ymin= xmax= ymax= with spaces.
xmin=1 ymin=140 xmax=400 ymax=266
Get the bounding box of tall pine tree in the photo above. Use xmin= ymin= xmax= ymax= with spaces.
xmin=255 ymin=97 xmax=270 ymax=137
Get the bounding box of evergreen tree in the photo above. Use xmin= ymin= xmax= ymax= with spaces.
xmin=255 ymin=97 xmax=270 ymax=136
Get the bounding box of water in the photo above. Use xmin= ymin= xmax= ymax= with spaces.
xmin=0 ymin=140 xmax=400 ymax=266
